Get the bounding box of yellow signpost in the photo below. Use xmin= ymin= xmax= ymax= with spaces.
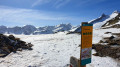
xmin=80 ymin=22 xmax=93 ymax=66
xmin=70 ymin=22 xmax=93 ymax=67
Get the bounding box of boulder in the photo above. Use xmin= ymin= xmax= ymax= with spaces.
xmin=0 ymin=34 xmax=33 ymax=57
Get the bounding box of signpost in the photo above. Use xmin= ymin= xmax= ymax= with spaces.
xmin=70 ymin=22 xmax=93 ymax=67
xmin=80 ymin=22 xmax=93 ymax=66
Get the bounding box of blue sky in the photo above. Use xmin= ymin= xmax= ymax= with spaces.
xmin=0 ymin=0 xmax=120 ymax=27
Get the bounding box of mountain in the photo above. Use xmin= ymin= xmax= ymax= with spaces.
xmin=22 ymin=25 xmax=37 ymax=35
xmin=101 ymin=10 xmax=120 ymax=27
xmin=33 ymin=23 xmax=72 ymax=34
xmin=70 ymin=13 xmax=109 ymax=33
xmin=0 ymin=25 xmax=7 ymax=34
xmin=88 ymin=13 xmax=109 ymax=24
xmin=0 ymin=23 xmax=73 ymax=35
xmin=0 ymin=11 xmax=120 ymax=35
xmin=93 ymin=10 xmax=120 ymax=29
xmin=73 ymin=10 xmax=120 ymax=33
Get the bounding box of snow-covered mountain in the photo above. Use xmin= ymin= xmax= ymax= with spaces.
xmin=88 ymin=13 xmax=109 ymax=24
xmin=0 ymin=23 xmax=73 ymax=35
xmin=73 ymin=10 xmax=120 ymax=33
xmin=0 ymin=11 xmax=120 ymax=67
xmin=93 ymin=10 xmax=120 ymax=29
xmin=0 ymin=10 xmax=120 ymax=35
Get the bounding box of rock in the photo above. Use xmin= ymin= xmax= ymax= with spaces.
xmin=0 ymin=34 xmax=33 ymax=57
xmin=99 ymin=40 xmax=104 ymax=43
xmin=109 ymin=36 xmax=115 ymax=40
xmin=27 ymin=43 xmax=33 ymax=47
xmin=70 ymin=56 xmax=80 ymax=67
xmin=1 ymin=47 xmax=11 ymax=53
xmin=28 ymin=48 xmax=33 ymax=50
xmin=17 ymin=48 xmax=22 ymax=51
xmin=0 ymin=54 xmax=6 ymax=57
xmin=15 ymin=38 xmax=20 ymax=41
xmin=93 ymin=44 xmax=120 ymax=59
xmin=0 ymin=49 xmax=9 ymax=57
xmin=104 ymin=36 xmax=115 ymax=40
xmin=93 ymin=53 xmax=99 ymax=56
xmin=105 ymin=32 xmax=111 ymax=34
xmin=8 ymin=35 xmax=15 ymax=40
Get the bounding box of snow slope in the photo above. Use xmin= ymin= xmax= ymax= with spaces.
xmin=0 ymin=27 xmax=120 ymax=67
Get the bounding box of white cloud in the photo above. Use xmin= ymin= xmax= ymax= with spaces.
xmin=0 ymin=6 xmax=81 ymax=26
xmin=31 ymin=0 xmax=71 ymax=8
xmin=31 ymin=0 xmax=106 ymax=8
xmin=54 ymin=0 xmax=71 ymax=8
xmin=32 ymin=0 xmax=51 ymax=7
xmin=78 ymin=0 xmax=107 ymax=6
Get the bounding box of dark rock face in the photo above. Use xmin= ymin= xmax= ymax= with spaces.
xmin=90 ymin=13 xmax=109 ymax=24
xmin=0 ymin=34 xmax=33 ymax=57
xmin=93 ymin=33 xmax=120 ymax=60
xmin=102 ymin=13 xmax=120 ymax=27
xmin=102 ymin=24 xmax=120 ymax=29
xmin=93 ymin=44 xmax=120 ymax=59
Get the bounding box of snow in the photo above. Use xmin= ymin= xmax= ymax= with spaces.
xmin=0 ymin=11 xmax=120 ymax=67
xmin=116 ymin=21 xmax=120 ymax=24
xmin=0 ymin=34 xmax=80 ymax=67
xmin=88 ymin=14 xmax=109 ymax=24
xmin=73 ymin=11 xmax=120 ymax=33
xmin=0 ymin=27 xmax=120 ymax=67
xmin=93 ymin=11 xmax=119 ymax=29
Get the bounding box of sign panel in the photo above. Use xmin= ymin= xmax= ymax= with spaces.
xmin=80 ymin=23 xmax=93 ymax=66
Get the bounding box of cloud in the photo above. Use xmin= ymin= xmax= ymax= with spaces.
xmin=0 ymin=6 xmax=81 ymax=26
xmin=31 ymin=0 xmax=106 ymax=8
xmin=78 ymin=0 xmax=107 ymax=6
xmin=32 ymin=0 xmax=51 ymax=7
xmin=54 ymin=0 xmax=71 ymax=8
xmin=31 ymin=0 xmax=71 ymax=8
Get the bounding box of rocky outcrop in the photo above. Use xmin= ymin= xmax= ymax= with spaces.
xmin=92 ymin=44 xmax=120 ymax=59
xmin=0 ymin=34 xmax=33 ymax=57
xmin=93 ymin=33 xmax=120 ymax=60
xmin=102 ymin=24 xmax=120 ymax=29
xmin=102 ymin=11 xmax=120 ymax=27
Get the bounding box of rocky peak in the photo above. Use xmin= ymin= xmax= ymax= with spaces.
xmin=101 ymin=13 xmax=107 ymax=17
xmin=113 ymin=10 xmax=120 ymax=14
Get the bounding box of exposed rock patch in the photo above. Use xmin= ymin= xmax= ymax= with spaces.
xmin=93 ymin=44 xmax=120 ymax=59
xmin=102 ymin=24 xmax=120 ymax=29
xmin=93 ymin=33 xmax=120 ymax=60
xmin=0 ymin=34 xmax=33 ymax=57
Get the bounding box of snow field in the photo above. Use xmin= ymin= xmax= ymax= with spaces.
xmin=0 ymin=28 xmax=120 ymax=67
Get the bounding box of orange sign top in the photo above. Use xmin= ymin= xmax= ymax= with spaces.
xmin=81 ymin=26 xmax=93 ymax=49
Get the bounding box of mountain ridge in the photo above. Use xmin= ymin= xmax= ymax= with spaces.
xmin=72 ymin=10 xmax=120 ymax=33
xmin=0 ymin=23 xmax=73 ymax=35
xmin=0 ymin=10 xmax=120 ymax=35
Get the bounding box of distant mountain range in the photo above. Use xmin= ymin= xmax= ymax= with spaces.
xmin=0 ymin=23 xmax=72 ymax=35
xmin=0 ymin=10 xmax=120 ymax=35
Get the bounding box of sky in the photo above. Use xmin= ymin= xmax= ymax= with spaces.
xmin=0 ymin=0 xmax=120 ymax=27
